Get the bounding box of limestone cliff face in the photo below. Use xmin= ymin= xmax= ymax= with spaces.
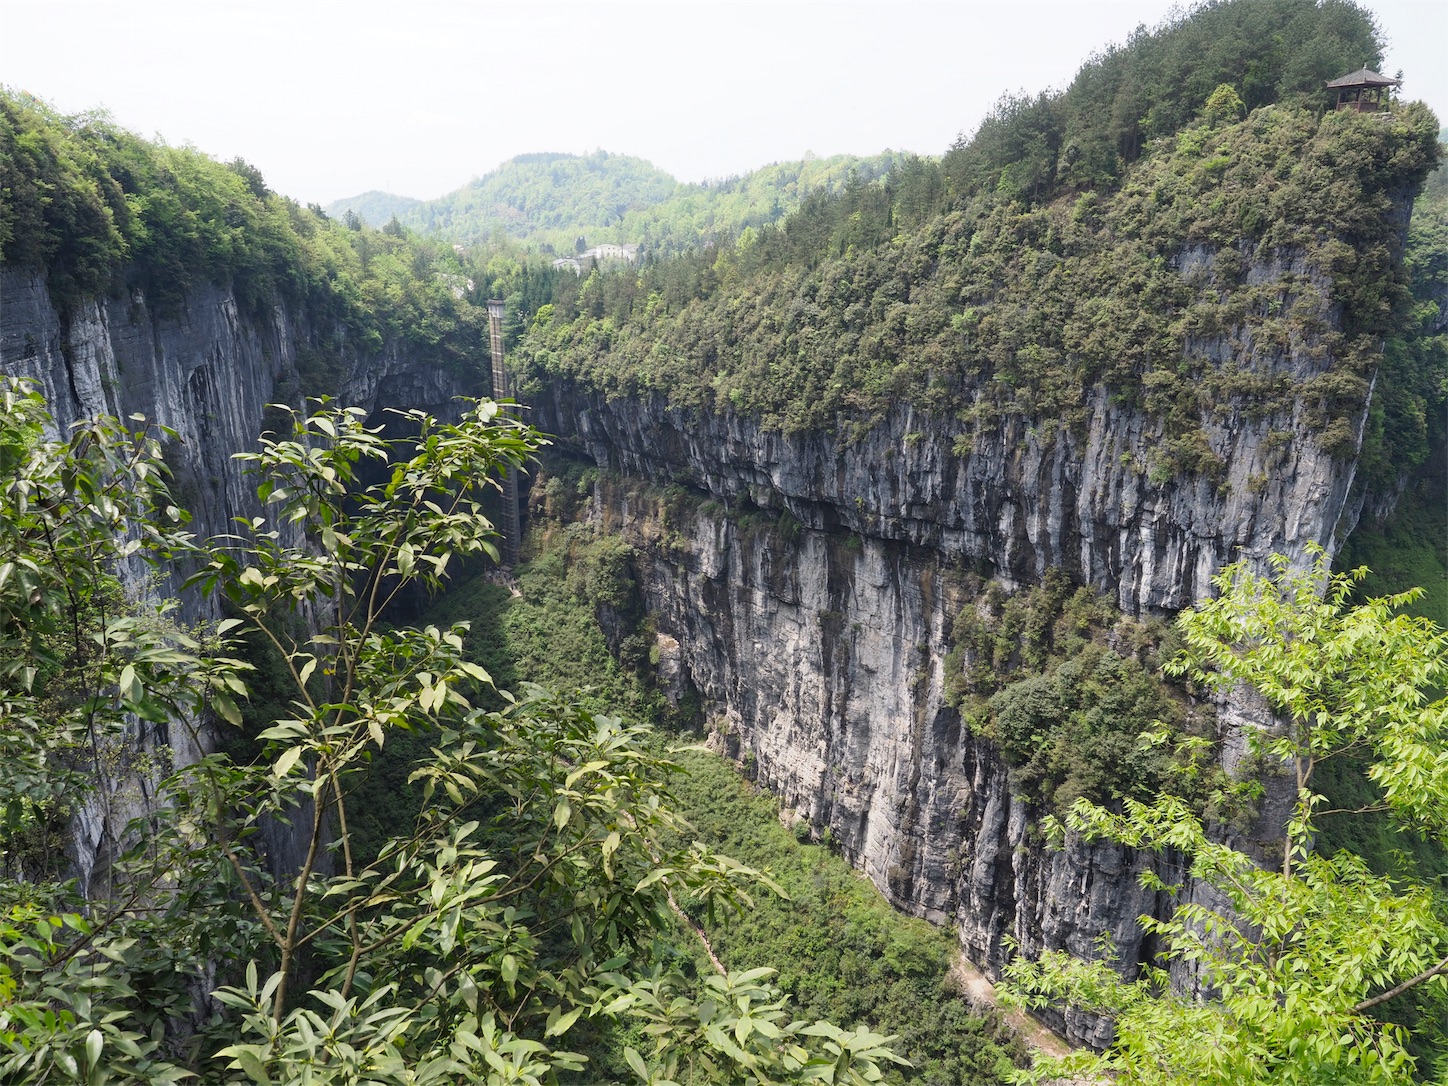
xmin=588 ymin=485 xmax=1170 ymax=1044
xmin=0 ymin=266 xmax=479 ymax=889
xmin=0 ymin=267 xmax=475 ymax=549
xmin=534 ymin=373 xmax=1362 ymax=618
xmin=530 ymin=327 xmax=1367 ymax=1041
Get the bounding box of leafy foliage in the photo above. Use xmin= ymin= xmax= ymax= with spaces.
xmin=668 ymin=750 xmax=1026 ymax=1085
xmin=941 ymin=570 xmax=1202 ymax=813
xmin=0 ymin=379 xmax=232 ymax=1082
xmin=423 ymin=525 xmax=669 ymax=724
xmin=1001 ymin=550 xmax=1448 ymax=1084
xmin=0 ymin=382 xmax=908 ymax=1084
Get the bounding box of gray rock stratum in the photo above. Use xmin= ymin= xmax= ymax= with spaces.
xmin=0 ymin=267 xmax=474 ymax=549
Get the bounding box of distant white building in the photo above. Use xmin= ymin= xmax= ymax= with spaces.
xmin=436 ymin=272 xmax=475 ymax=300
xmin=582 ymin=243 xmax=638 ymax=262
xmin=552 ymin=242 xmax=640 ymax=274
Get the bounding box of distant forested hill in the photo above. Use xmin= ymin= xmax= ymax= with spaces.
xmin=329 ymin=190 xmax=424 ymax=228
xmin=328 ymin=151 xmax=681 ymax=250
xmin=326 ymin=149 xmax=906 ymax=257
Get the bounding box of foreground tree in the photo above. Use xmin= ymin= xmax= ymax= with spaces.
xmin=0 ymin=377 xmax=904 ymax=1084
xmin=1003 ymin=550 xmax=1448 ymax=1084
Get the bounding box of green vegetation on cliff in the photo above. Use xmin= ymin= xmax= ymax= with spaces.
xmin=943 ymin=569 xmax=1204 ymax=815
xmin=519 ymin=102 xmax=1438 ymax=471
xmin=515 ymin=0 xmax=1440 ymax=490
xmin=941 ymin=0 xmax=1388 ymax=199
xmin=1338 ymin=146 xmax=1448 ymax=623
xmin=0 ymin=89 xmax=567 ymax=380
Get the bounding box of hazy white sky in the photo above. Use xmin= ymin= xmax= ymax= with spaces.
xmin=4 ymin=0 xmax=1445 ymax=206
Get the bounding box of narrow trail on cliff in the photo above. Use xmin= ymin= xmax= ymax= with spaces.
xmin=949 ymin=956 xmax=1074 ymax=1060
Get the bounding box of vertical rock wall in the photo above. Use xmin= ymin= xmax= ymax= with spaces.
xmin=1 ymin=268 xmax=476 ymax=547
xmin=588 ymin=481 xmax=1184 ymax=1044
xmin=535 ymin=376 xmax=1365 ymax=617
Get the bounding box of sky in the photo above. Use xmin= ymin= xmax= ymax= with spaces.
xmin=3 ymin=0 xmax=1445 ymax=207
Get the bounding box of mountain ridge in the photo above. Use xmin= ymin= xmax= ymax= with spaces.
xmin=327 ymin=148 xmax=908 ymax=257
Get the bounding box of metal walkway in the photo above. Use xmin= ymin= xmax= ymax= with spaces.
xmin=486 ymin=299 xmax=521 ymax=568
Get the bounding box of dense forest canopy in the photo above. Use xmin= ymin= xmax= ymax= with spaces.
xmin=942 ymin=0 xmax=1391 ymax=199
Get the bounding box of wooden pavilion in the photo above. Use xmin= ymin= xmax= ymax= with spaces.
xmin=1325 ymin=66 xmax=1401 ymax=113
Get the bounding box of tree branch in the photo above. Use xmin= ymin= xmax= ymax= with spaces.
xmin=1355 ymin=953 xmax=1448 ymax=1013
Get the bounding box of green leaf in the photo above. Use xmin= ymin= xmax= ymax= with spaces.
xmin=273 ymin=745 xmax=303 ymax=779
xmin=565 ymin=760 xmax=611 ymax=787
xmin=84 ymin=1028 xmax=102 ymax=1071
xmin=212 ymin=690 xmax=243 ymax=726
xmin=458 ymin=660 xmax=492 ymax=684
xmin=734 ymin=966 xmax=776 ymax=985
xmin=118 ymin=664 xmax=141 ymax=704
xmin=624 ymin=1046 xmax=650 ymax=1082
xmin=544 ymin=1005 xmax=583 ymax=1038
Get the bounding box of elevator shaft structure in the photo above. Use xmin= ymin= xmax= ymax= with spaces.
xmin=486 ymin=299 xmax=521 ymax=568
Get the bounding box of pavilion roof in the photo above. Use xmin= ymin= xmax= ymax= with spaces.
xmin=1326 ymin=67 xmax=1400 ymax=89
